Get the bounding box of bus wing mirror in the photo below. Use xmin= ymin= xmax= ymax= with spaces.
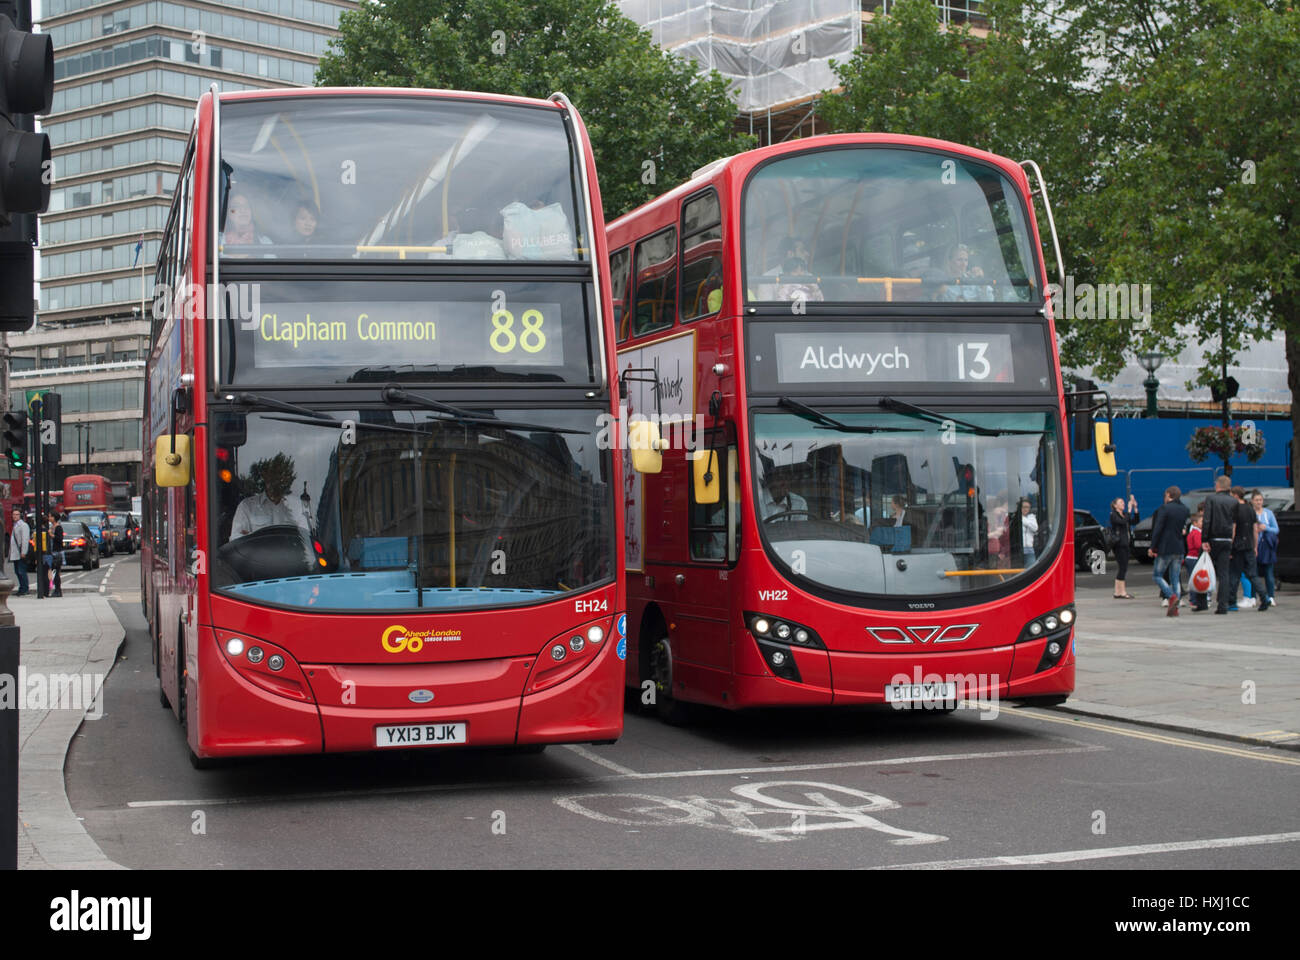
xmin=155 ymin=434 xmax=192 ymax=487
xmin=1094 ymin=421 xmax=1117 ymax=477
xmin=691 ymin=450 xmax=720 ymax=504
xmin=628 ymin=419 xmax=663 ymax=474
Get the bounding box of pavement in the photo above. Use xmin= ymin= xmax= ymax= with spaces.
xmin=7 ymin=581 xmax=127 ymax=870
xmin=5 ymin=561 xmax=1297 ymax=869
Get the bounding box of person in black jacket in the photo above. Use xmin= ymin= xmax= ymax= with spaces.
xmin=1227 ymin=485 xmax=1269 ymax=611
xmin=1200 ymin=475 xmax=1238 ymax=614
xmin=1110 ymin=494 xmax=1140 ymax=598
xmin=1148 ymin=485 xmax=1191 ymax=616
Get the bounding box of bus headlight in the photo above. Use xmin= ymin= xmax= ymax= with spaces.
xmin=247 ymin=646 xmax=265 ymax=664
xmin=587 ymin=625 xmax=604 ymax=643
xmin=569 ymin=635 xmax=585 ymax=653
xmin=225 ymin=637 xmax=245 ymax=656
xmin=551 ymin=644 xmax=567 ymax=661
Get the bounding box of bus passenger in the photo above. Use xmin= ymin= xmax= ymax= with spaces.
xmin=291 ymin=202 xmax=319 ymax=244
xmin=223 ymin=192 xmax=271 ymax=247
xmin=938 ymin=244 xmax=993 ymax=302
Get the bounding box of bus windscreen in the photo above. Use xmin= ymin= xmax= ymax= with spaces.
xmin=744 ymin=147 xmax=1039 ymax=304
xmin=217 ymin=96 xmax=587 ymax=262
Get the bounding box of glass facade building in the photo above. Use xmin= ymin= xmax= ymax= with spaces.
xmin=26 ymin=0 xmax=356 ymax=493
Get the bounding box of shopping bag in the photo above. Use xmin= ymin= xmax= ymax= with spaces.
xmin=1189 ymin=552 xmax=1215 ymax=596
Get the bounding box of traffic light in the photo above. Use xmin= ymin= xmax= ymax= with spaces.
xmin=40 ymin=390 xmax=60 ymax=462
xmin=3 ymin=409 xmax=27 ymax=468
xmin=1 ymin=0 xmax=54 ymax=332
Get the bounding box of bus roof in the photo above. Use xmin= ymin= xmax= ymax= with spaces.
xmin=215 ymin=86 xmax=570 ymax=113
xmin=607 ymin=132 xmax=1032 ymax=237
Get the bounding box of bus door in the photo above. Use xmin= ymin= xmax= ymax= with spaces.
xmin=675 ymin=425 xmax=738 ymax=676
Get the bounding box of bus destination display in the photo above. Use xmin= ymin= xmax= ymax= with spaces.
xmin=252 ymin=300 xmax=564 ymax=369
xmin=746 ymin=320 xmax=1053 ymax=394
xmin=775 ymin=331 xmax=1014 ymax=384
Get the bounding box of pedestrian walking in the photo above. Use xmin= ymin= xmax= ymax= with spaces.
xmin=1110 ymin=494 xmax=1139 ymax=598
xmin=1148 ymin=485 xmax=1190 ymax=616
xmin=8 ymin=507 xmax=30 ymax=596
xmin=1183 ymin=508 xmax=1206 ymax=611
xmin=1201 ymin=475 xmax=1237 ymax=614
xmin=1252 ymin=489 xmax=1279 ymax=609
xmin=1226 ymin=485 xmax=1268 ymax=611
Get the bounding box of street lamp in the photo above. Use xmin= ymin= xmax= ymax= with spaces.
xmin=1139 ymin=351 xmax=1164 ymax=418
xmin=72 ymin=423 xmax=89 ymax=467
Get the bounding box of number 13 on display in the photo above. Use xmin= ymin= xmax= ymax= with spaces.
xmin=956 ymin=341 xmax=990 ymax=380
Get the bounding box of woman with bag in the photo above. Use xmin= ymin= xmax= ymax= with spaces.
xmin=1252 ymin=490 xmax=1279 ymax=609
xmin=42 ymin=509 xmax=63 ymax=597
xmin=1110 ymin=494 xmax=1139 ymax=598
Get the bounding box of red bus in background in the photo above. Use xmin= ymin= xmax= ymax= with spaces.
xmin=63 ymin=474 xmax=113 ymax=511
xmin=611 ymin=134 xmax=1099 ymax=721
xmin=145 ymin=86 xmax=623 ymax=766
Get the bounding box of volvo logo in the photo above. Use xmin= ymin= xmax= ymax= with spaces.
xmin=866 ymin=624 xmax=979 ymax=644
xmin=408 ymin=689 xmax=435 ymax=703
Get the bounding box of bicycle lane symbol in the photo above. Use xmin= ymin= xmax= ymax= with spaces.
xmin=554 ymin=780 xmax=948 ymax=845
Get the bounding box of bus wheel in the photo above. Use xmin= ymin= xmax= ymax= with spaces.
xmin=646 ymin=634 xmax=691 ymax=726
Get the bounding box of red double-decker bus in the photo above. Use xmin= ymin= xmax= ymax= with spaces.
xmin=611 ymin=134 xmax=1109 ymax=721
xmin=145 ymin=87 xmax=624 ymax=766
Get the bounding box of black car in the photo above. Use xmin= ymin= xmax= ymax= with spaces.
xmin=1073 ymin=509 xmax=1110 ymax=573
xmin=106 ymin=513 xmax=140 ymax=554
xmin=30 ymin=520 xmax=101 ymax=570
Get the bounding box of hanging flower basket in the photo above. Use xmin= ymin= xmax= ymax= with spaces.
xmin=1186 ymin=425 xmax=1266 ymax=463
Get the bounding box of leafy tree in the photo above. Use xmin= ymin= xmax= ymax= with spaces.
xmin=1057 ymin=0 xmax=1300 ymax=477
xmin=315 ymin=0 xmax=752 ymax=220
xmin=821 ymin=0 xmax=1300 ymax=478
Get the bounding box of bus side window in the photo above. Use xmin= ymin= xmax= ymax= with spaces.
xmin=609 ymin=246 xmax=631 ymax=342
xmin=689 ymin=446 xmax=728 ymax=562
xmin=680 ymin=189 xmax=723 ymax=321
xmin=633 ymin=226 xmax=677 ymax=336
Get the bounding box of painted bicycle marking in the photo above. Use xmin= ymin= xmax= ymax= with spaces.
xmin=555 ymin=780 xmax=948 ymax=844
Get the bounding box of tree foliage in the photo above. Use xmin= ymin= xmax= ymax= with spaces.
xmin=315 ymin=0 xmax=752 ymax=220
xmin=821 ymin=0 xmax=1300 ymax=475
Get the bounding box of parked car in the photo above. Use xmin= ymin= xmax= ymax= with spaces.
xmin=30 ymin=519 xmax=101 ymax=570
xmin=1073 ymin=509 xmax=1110 ymax=573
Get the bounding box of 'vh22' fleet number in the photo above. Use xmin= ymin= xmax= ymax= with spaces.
xmin=491 ymin=309 xmax=547 ymax=354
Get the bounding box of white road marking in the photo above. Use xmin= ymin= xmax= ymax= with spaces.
xmin=99 ymin=562 xmax=116 ymax=593
xmin=875 ymin=831 xmax=1300 ymax=869
xmin=562 ymin=744 xmax=639 ymax=776
xmin=1011 ymin=708 xmax=1300 ymax=766
xmin=123 ymin=744 xmax=1103 ymax=809
xmin=1076 ymin=630 xmax=1300 ymax=657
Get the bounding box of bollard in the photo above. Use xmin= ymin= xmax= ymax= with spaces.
xmin=0 ymin=572 xmax=16 ymax=869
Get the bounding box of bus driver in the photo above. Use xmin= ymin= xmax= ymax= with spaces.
xmin=231 ymin=453 xmax=311 ymax=540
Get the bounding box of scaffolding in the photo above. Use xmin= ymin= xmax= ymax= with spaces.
xmin=621 ymin=1 xmax=990 ymax=144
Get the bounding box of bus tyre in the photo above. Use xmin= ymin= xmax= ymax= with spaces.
xmin=645 ymin=633 xmax=691 ymax=726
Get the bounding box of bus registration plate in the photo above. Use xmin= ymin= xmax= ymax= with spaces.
xmin=375 ymin=722 xmax=467 ymax=747
xmin=884 ymin=682 xmax=957 ymax=705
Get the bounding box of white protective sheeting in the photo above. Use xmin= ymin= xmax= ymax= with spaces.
xmin=619 ymin=0 xmax=862 ymax=113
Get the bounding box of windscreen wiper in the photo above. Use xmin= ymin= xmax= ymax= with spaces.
xmin=261 ymin=414 xmax=426 ymax=437
xmin=778 ymin=397 xmax=914 ymax=433
xmin=225 ymin=392 xmax=338 ymax=422
xmin=878 ymin=397 xmax=1045 ymax=437
xmin=382 ymin=386 xmax=586 ymax=435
